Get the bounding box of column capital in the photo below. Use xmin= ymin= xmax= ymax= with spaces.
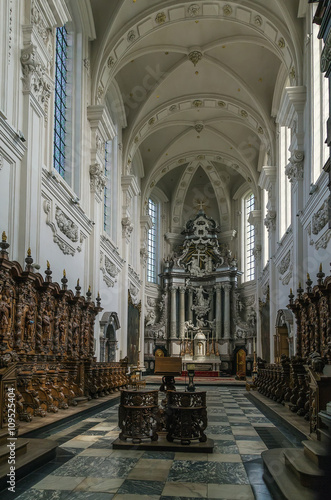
xmin=223 ymin=283 xmax=232 ymax=292
xmin=169 ymin=285 xmax=178 ymax=292
xmin=179 ymin=286 xmax=186 ymax=294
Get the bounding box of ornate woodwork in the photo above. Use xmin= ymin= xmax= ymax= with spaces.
xmin=255 ymin=268 xmax=331 ymax=439
xmin=0 ymin=233 xmax=129 ymax=429
xmin=118 ymin=389 xmax=159 ymax=443
xmin=166 ymin=390 xmax=207 ymax=444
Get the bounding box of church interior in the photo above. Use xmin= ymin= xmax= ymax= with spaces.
xmin=1 ymin=0 xmax=331 ymax=499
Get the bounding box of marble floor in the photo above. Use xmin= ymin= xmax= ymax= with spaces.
xmin=3 ymin=387 xmax=303 ymax=500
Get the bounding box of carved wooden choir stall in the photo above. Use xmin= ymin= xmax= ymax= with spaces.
xmin=255 ymin=266 xmax=331 ymax=439
xmin=0 ymin=232 xmax=129 ymax=430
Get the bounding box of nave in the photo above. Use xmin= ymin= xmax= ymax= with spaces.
xmin=2 ymin=385 xmax=309 ymax=500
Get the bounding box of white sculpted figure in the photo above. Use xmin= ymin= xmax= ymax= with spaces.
xmin=196 ymin=317 xmax=206 ymax=329
xmin=145 ymin=310 xmax=156 ymax=326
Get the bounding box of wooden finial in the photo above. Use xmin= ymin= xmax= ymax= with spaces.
xmin=290 ymin=288 xmax=292 ymax=294
xmin=319 ymin=263 xmax=322 ymax=272
xmin=77 ymin=278 xmax=80 ymax=286
xmin=63 ymin=269 xmax=66 ymax=277
xmin=88 ymin=285 xmax=91 ymax=293
xmin=307 ymin=273 xmax=310 ymax=280
xmin=27 ymin=247 xmax=31 ymax=257
xmin=2 ymin=231 xmax=7 ymax=242
xmin=47 ymin=260 xmax=50 ymax=270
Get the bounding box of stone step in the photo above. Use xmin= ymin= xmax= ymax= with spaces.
xmin=318 ymin=428 xmax=331 ymax=446
xmin=284 ymin=448 xmax=323 ymax=488
xmin=0 ymin=438 xmax=57 ymax=491
xmin=0 ymin=438 xmax=29 ymax=465
xmin=0 ymin=430 xmax=9 ymax=447
xmin=262 ymin=448 xmax=315 ymax=500
xmin=74 ymin=396 xmax=89 ymax=405
xmin=303 ymin=440 xmax=331 ymax=468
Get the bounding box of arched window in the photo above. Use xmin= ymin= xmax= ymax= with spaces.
xmin=147 ymin=198 xmax=158 ymax=283
xmin=53 ymin=26 xmax=68 ymax=178
xmin=104 ymin=140 xmax=112 ymax=234
xmin=244 ymin=193 xmax=255 ymax=281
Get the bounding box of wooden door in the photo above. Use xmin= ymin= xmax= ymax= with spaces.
xmin=236 ymin=349 xmax=246 ymax=377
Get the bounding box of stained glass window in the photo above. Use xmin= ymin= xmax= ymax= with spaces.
xmin=245 ymin=193 xmax=255 ymax=281
xmin=147 ymin=198 xmax=157 ymax=283
xmin=53 ymin=26 xmax=68 ymax=177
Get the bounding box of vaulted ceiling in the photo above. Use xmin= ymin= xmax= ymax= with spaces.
xmin=89 ymin=0 xmax=303 ymax=231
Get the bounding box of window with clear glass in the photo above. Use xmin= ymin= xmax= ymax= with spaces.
xmin=53 ymin=26 xmax=68 ymax=178
xmin=147 ymin=198 xmax=158 ymax=283
xmin=104 ymin=141 xmax=112 ymax=234
xmin=245 ymin=193 xmax=255 ymax=281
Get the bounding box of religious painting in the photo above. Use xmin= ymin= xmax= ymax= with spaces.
xmin=127 ymin=291 xmax=141 ymax=365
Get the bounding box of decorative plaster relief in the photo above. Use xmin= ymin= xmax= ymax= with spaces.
xmin=315 ymin=229 xmax=331 ymax=250
xmin=130 ymin=283 xmax=139 ymax=297
xmin=188 ymin=4 xmax=200 ymax=17
xmin=264 ymin=210 xmax=276 ymax=232
xmin=121 ymin=217 xmax=133 ymax=240
xmin=55 ymin=207 xmax=78 ymax=242
xmin=279 ymin=250 xmax=291 ymax=275
xmin=312 ymin=198 xmax=329 ymax=235
xmin=90 ymin=163 xmax=106 ymax=197
xmin=43 ymin=200 xmax=86 ymax=256
xmin=285 ymin=151 xmax=304 ymax=183
xmin=282 ymin=272 xmax=292 ymax=286
xmin=21 ymin=44 xmax=52 ymax=120
xmin=188 ymin=51 xmax=202 ymax=66
xmin=30 ymin=2 xmax=52 ymax=53
xmin=100 ymin=252 xmax=120 ymax=288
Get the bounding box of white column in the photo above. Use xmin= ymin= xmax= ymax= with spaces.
xmin=223 ymin=283 xmax=231 ymax=339
xmin=259 ymin=166 xmax=277 ymax=362
xmin=215 ymin=285 xmax=222 ymax=340
xmin=170 ymin=285 xmax=177 ymax=338
xmin=188 ymin=288 xmax=193 ymax=322
xmin=179 ymin=286 xmax=186 ymax=340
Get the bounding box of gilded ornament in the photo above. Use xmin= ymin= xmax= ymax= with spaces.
xmin=197 ymin=155 xmax=205 ymax=160
xmin=127 ymin=30 xmax=136 ymax=43
xmin=223 ymin=5 xmax=233 ymax=16
xmin=195 ymin=124 xmax=204 ymax=133
xmin=134 ymin=136 xmax=139 ymax=143
xmin=241 ymin=110 xmax=248 ymax=118
xmin=289 ymin=67 xmax=296 ymax=81
xmin=278 ymin=38 xmax=285 ymax=49
xmin=192 ymin=99 xmax=203 ymax=107
xmin=258 ymin=126 xmax=264 ymax=134
xmin=155 ymin=12 xmax=166 ymax=24
xmin=254 ymin=15 xmax=263 ymax=26
xmin=188 ymin=4 xmax=200 ymax=17
xmin=107 ymin=56 xmax=114 ymax=68
xmin=148 ymin=117 xmax=155 ymax=125
xmin=218 ymin=101 xmax=226 ymax=107
xmin=178 ymin=158 xmax=186 ymax=163
xmin=188 ymin=50 xmax=202 ymax=66
xmin=169 ymin=104 xmax=178 ymax=112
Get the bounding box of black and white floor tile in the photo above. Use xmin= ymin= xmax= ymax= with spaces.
xmin=3 ymin=387 xmax=299 ymax=500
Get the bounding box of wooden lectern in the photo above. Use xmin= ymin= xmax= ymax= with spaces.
xmin=154 ymin=357 xmax=182 ymax=391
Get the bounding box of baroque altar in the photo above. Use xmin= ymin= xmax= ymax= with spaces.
xmin=144 ymin=210 xmax=257 ymax=374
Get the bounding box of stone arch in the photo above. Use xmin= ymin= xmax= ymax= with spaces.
xmin=99 ymin=311 xmax=120 ymax=362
